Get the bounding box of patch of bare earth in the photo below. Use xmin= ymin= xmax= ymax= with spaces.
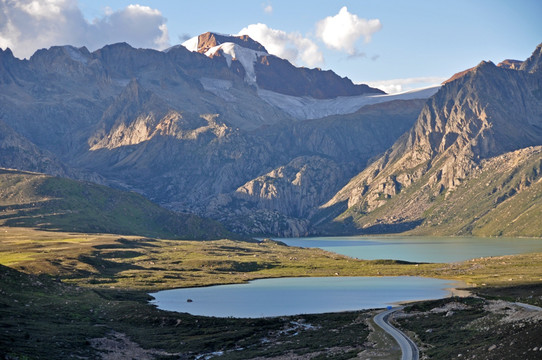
xmin=90 ymin=331 xmax=177 ymax=360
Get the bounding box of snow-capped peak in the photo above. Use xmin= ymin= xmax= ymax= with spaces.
xmin=205 ymin=42 xmax=267 ymax=84
xmin=181 ymin=36 xmax=199 ymax=52
xmin=180 ymin=32 xmax=267 ymax=54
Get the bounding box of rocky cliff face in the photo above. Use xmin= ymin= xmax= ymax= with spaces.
xmin=520 ymin=43 xmax=542 ymax=73
xmin=186 ymin=32 xmax=268 ymax=54
xmin=183 ymin=32 xmax=384 ymax=99
xmin=254 ymin=55 xmax=384 ymax=99
xmin=0 ymin=35 xmax=427 ymax=236
xmin=2 ymin=35 xmax=538 ymax=237
xmin=320 ymin=43 xmax=542 ymax=236
xmin=0 ymin=119 xmax=69 ymax=177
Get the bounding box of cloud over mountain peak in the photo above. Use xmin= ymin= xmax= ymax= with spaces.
xmin=0 ymin=0 xmax=170 ymax=59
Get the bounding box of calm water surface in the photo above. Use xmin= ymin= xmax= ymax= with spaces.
xmin=151 ymin=276 xmax=459 ymax=318
xmin=277 ymin=236 xmax=542 ymax=263
xmin=151 ymin=236 xmax=542 ymax=317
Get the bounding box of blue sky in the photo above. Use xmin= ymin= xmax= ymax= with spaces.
xmin=1 ymin=0 xmax=541 ymax=92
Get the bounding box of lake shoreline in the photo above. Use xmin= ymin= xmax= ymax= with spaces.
xmin=150 ymin=276 xmax=469 ymax=318
xmin=278 ymin=235 xmax=542 ymax=263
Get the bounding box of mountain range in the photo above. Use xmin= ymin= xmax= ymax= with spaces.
xmin=320 ymin=44 xmax=542 ymax=236
xmin=0 ymin=32 xmax=540 ymax=238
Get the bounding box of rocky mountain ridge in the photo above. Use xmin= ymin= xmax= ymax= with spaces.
xmin=5 ymin=33 xmax=538 ymax=237
xmin=319 ymin=43 xmax=542 ymax=237
xmin=182 ymin=32 xmax=384 ymax=99
xmin=0 ymin=33 xmax=431 ymax=236
xmin=182 ymin=32 xmax=269 ymax=54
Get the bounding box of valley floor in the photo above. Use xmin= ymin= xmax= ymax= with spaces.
xmin=1 ymin=227 xmax=541 ymax=359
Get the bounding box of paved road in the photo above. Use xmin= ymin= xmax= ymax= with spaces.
xmin=373 ymin=306 xmax=419 ymax=360
xmin=514 ymin=302 xmax=542 ymax=312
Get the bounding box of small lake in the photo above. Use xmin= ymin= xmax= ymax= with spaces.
xmin=151 ymin=276 xmax=460 ymax=318
xmin=277 ymin=236 xmax=542 ymax=263
xmin=151 ymin=236 xmax=542 ymax=318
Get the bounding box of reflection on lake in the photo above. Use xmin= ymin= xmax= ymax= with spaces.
xmin=151 ymin=276 xmax=460 ymax=318
xmin=277 ymin=236 xmax=542 ymax=263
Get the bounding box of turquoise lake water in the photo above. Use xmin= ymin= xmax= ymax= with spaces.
xmin=277 ymin=236 xmax=542 ymax=263
xmin=151 ymin=236 xmax=542 ymax=317
xmin=151 ymin=276 xmax=459 ymax=318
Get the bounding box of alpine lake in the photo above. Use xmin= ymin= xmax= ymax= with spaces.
xmin=151 ymin=236 xmax=542 ymax=318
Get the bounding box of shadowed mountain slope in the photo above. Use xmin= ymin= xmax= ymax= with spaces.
xmin=0 ymin=169 xmax=230 ymax=239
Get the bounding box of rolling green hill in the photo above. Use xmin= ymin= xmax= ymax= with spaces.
xmin=0 ymin=168 xmax=231 ymax=240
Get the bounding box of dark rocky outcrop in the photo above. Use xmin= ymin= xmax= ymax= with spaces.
xmin=254 ymin=55 xmax=384 ymax=99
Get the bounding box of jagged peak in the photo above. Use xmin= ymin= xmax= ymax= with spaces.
xmin=442 ymin=61 xmax=497 ymax=85
xmin=520 ymin=42 xmax=542 ymax=73
xmin=0 ymin=47 xmax=15 ymax=59
xmin=444 ymin=43 xmax=542 ymax=86
xmin=92 ymin=42 xmax=136 ymax=56
xmin=442 ymin=67 xmax=475 ymax=85
xmin=181 ymin=32 xmax=268 ymax=54
xmin=497 ymin=59 xmax=522 ymax=70
xmin=30 ymin=44 xmax=91 ymax=62
xmin=61 ymin=45 xmax=91 ymax=64
xmin=471 ymin=60 xmax=499 ymax=77
xmin=101 ymin=42 xmax=133 ymax=50
xmin=474 ymin=60 xmax=496 ymax=69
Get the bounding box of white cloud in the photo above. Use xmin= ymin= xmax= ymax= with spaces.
xmin=263 ymin=4 xmax=273 ymax=14
xmin=0 ymin=0 xmax=170 ymax=59
xmin=16 ymin=0 xmax=66 ymax=19
xmin=365 ymin=77 xmax=447 ymax=94
xmin=316 ymin=6 xmax=381 ymax=54
xmin=238 ymin=23 xmax=323 ymax=67
xmin=103 ymin=6 xmax=114 ymax=16
xmin=93 ymin=4 xmax=170 ymax=50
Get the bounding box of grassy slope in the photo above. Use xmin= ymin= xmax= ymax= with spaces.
xmin=0 ymin=263 xmax=371 ymax=359
xmin=340 ymin=147 xmax=542 ymax=238
xmin=415 ymin=148 xmax=542 ymax=237
xmin=0 ymin=227 xmax=436 ymax=290
xmin=2 ymin=227 xmax=542 ymax=290
xmin=0 ymin=168 xmax=231 ymax=240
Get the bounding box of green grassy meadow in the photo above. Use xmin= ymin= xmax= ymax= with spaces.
xmin=1 ymin=226 xmax=542 ymax=359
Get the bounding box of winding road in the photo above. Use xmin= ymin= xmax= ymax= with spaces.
xmin=514 ymin=302 xmax=542 ymax=312
xmin=373 ymin=306 xmax=419 ymax=360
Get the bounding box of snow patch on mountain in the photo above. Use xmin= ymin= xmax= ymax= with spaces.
xmin=199 ymin=74 xmax=439 ymax=120
xmin=258 ymin=85 xmax=440 ymax=120
xmin=205 ymin=42 xmax=267 ymax=84
xmin=64 ymin=46 xmax=88 ymax=64
xmin=181 ymin=36 xmax=199 ymax=52
xmin=180 ymin=32 xmax=238 ymax=53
